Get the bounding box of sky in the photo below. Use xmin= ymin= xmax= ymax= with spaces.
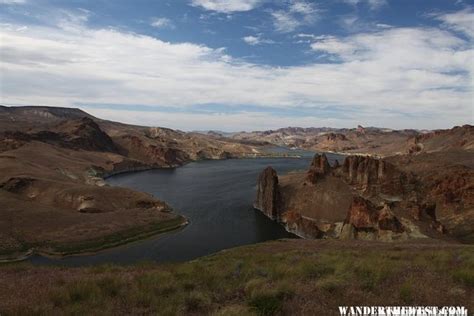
xmin=0 ymin=0 xmax=473 ymax=131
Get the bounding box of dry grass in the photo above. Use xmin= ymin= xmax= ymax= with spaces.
xmin=0 ymin=239 xmax=472 ymax=315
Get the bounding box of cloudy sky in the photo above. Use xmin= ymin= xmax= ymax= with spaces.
xmin=0 ymin=0 xmax=473 ymax=131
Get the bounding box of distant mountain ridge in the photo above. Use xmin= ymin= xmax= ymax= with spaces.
xmin=232 ymin=124 xmax=473 ymax=156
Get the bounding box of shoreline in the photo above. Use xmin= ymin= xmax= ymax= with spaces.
xmin=1 ymin=150 xmax=306 ymax=264
xmin=0 ymin=217 xmax=189 ymax=264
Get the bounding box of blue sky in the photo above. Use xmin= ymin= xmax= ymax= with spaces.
xmin=0 ymin=0 xmax=473 ymax=131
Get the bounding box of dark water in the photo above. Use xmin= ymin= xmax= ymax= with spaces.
xmin=31 ymin=153 xmax=342 ymax=266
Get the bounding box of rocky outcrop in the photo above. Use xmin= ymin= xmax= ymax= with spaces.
xmin=280 ymin=211 xmax=324 ymax=239
xmin=0 ymin=177 xmax=36 ymax=193
xmin=341 ymin=196 xmax=405 ymax=240
xmin=0 ymin=117 xmax=118 ymax=153
xmin=344 ymin=196 xmax=379 ymax=230
xmin=409 ymin=124 xmax=474 ymax=153
xmin=406 ymin=202 xmax=445 ymax=233
xmin=254 ymin=167 xmax=281 ymax=220
xmin=54 ymin=117 xmax=118 ymax=152
xmin=338 ymin=155 xmax=410 ymax=196
xmin=430 ymin=169 xmax=473 ymax=206
xmin=196 ymin=148 xmax=234 ymax=160
xmin=253 ymin=157 xmax=415 ymax=241
xmin=377 ymin=204 xmax=404 ymax=233
xmin=117 ymin=135 xmax=190 ymax=167
xmin=307 ymin=153 xmax=331 ymax=184
xmin=326 ymin=133 xmax=347 ymax=141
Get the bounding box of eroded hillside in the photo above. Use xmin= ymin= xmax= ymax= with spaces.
xmin=0 ymin=106 xmax=270 ymax=260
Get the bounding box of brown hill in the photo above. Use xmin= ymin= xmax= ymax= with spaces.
xmin=408 ymin=125 xmax=474 ymax=153
xmin=0 ymin=106 xmax=269 ymax=260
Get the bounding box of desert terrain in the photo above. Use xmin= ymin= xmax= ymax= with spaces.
xmin=0 ymin=106 xmax=272 ymax=260
xmin=233 ymin=124 xmax=473 ymax=156
xmin=0 ymin=106 xmax=472 ymax=315
xmin=254 ymin=125 xmax=473 ymax=245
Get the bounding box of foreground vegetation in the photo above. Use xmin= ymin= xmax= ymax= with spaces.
xmin=0 ymin=239 xmax=473 ymax=315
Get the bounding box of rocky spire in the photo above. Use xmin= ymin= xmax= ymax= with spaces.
xmin=254 ymin=166 xmax=281 ymax=220
xmin=307 ymin=153 xmax=331 ymax=184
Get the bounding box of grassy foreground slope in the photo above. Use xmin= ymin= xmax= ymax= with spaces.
xmin=1 ymin=239 xmax=473 ymax=315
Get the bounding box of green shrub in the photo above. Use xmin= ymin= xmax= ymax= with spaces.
xmin=67 ymin=280 xmax=101 ymax=303
xmin=244 ymin=278 xmax=268 ymax=298
xmin=248 ymin=292 xmax=283 ymax=316
xmin=399 ymin=281 xmax=414 ymax=304
xmin=129 ymin=288 xmax=155 ymax=308
xmin=354 ymin=257 xmax=398 ymax=291
xmin=452 ymin=269 xmax=474 ymax=287
xmin=49 ymin=288 xmax=70 ymax=307
xmin=96 ymin=276 xmax=124 ymax=297
xmin=213 ymin=304 xmax=255 ymax=316
xmin=316 ymin=275 xmax=345 ymax=293
xmin=298 ymin=261 xmax=335 ymax=279
xmin=184 ymin=291 xmax=211 ymax=312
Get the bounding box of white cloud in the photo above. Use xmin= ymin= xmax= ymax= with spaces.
xmin=375 ymin=23 xmax=392 ymax=29
xmin=242 ymin=34 xmax=274 ymax=45
xmin=150 ymin=17 xmax=174 ymax=29
xmin=271 ymin=0 xmax=319 ymax=33
xmin=296 ymin=33 xmax=315 ymax=38
xmin=342 ymin=0 xmax=387 ymax=10
xmin=0 ymin=9 xmax=472 ymax=130
xmin=190 ymin=0 xmax=263 ymax=13
xmin=243 ymin=35 xmax=260 ymax=45
xmin=432 ymin=7 xmax=474 ymax=39
xmin=0 ymin=0 xmax=27 ymax=4
xmin=311 ymin=36 xmax=356 ymax=55
xmin=271 ymin=11 xmax=300 ymax=33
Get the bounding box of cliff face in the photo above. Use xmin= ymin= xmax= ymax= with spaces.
xmin=307 ymin=153 xmax=331 ymax=184
xmin=338 ymin=155 xmax=411 ymax=196
xmin=344 ymin=196 xmax=379 ymax=230
xmin=280 ymin=211 xmax=324 ymax=239
xmin=116 ymin=134 xmax=190 ymax=167
xmin=254 ymin=167 xmax=281 ymax=220
xmin=54 ymin=117 xmax=118 ymax=153
xmin=341 ymin=196 xmax=405 ymax=240
xmin=0 ymin=117 xmax=118 ymax=154
xmin=254 ymin=152 xmax=457 ymax=242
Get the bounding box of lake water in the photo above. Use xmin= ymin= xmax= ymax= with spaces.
xmin=31 ymin=153 xmax=342 ymax=266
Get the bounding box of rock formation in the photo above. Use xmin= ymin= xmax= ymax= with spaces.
xmin=254 ymin=167 xmax=281 ymax=220
xmin=307 ymin=153 xmax=331 ymax=184
xmin=54 ymin=117 xmax=118 ymax=152
xmin=280 ymin=211 xmax=324 ymax=239
xmin=344 ymin=196 xmax=379 ymax=230
xmin=343 ymin=197 xmax=404 ymax=236
xmin=326 ymin=133 xmax=347 ymax=141
xmin=254 ymin=152 xmax=458 ymax=242
xmin=1 ymin=117 xmax=118 ymax=153
xmin=338 ymin=155 xmax=410 ymax=196
xmin=377 ymin=204 xmax=404 ymax=233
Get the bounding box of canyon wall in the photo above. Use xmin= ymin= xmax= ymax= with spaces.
xmin=254 ymin=153 xmax=455 ymax=242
